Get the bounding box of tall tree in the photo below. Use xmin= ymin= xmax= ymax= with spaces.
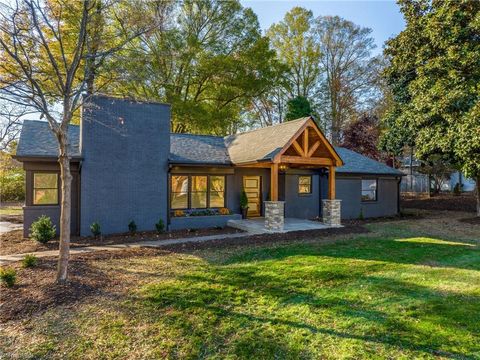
xmin=108 ymin=0 xmax=280 ymax=135
xmin=341 ymin=113 xmax=383 ymax=161
xmin=314 ymin=16 xmax=379 ymax=145
xmin=383 ymin=0 xmax=480 ymax=215
xmin=267 ymin=7 xmax=321 ymax=100
xmin=285 ymin=96 xmax=312 ymax=121
xmin=0 ymin=0 xmax=156 ymax=282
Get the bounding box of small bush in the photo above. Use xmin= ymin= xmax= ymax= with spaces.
xmin=29 ymin=215 xmax=56 ymax=244
xmin=240 ymin=191 xmax=248 ymax=209
xmin=22 ymin=254 xmax=38 ymax=268
xmin=0 ymin=267 xmax=17 ymax=288
xmin=187 ymin=228 xmax=197 ymax=233
xmin=128 ymin=220 xmax=137 ymax=233
xmin=358 ymin=208 xmax=364 ymax=220
xmin=90 ymin=222 xmax=101 ymax=237
xmin=155 ymin=219 xmax=165 ymax=233
xmin=453 ymin=183 xmax=462 ymax=196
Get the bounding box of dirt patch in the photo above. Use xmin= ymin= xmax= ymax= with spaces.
xmin=0 ymin=227 xmax=243 ymax=256
xmin=0 ymin=225 xmax=368 ymax=322
xmin=342 ymin=211 xmax=423 ymax=226
xmin=458 ymin=217 xmax=480 ymax=225
xmin=401 ymin=194 xmax=476 ymax=212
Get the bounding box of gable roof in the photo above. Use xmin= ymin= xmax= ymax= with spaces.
xmin=224 ymin=118 xmax=310 ymax=164
xmin=16 ymin=120 xmax=81 ymax=158
xmin=16 ymin=119 xmax=402 ymax=176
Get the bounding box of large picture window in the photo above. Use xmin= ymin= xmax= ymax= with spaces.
xmin=170 ymin=175 xmax=226 ymax=209
xmin=361 ymin=179 xmax=377 ymax=201
xmin=191 ymin=176 xmax=207 ymax=208
xmin=171 ymin=175 xmax=189 ymax=209
xmin=33 ymin=173 xmax=58 ymax=205
xmin=298 ymin=175 xmax=312 ymax=194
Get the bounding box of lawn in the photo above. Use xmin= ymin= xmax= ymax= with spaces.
xmin=1 ymin=212 xmax=479 ymax=359
xmin=0 ymin=205 xmax=22 ymax=215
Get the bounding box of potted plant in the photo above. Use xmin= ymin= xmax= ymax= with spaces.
xmin=240 ymin=190 xmax=249 ymax=219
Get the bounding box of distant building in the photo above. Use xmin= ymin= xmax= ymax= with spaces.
xmin=399 ymin=156 xmax=475 ymax=193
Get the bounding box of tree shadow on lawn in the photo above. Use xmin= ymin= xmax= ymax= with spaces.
xmin=137 ymin=263 xmax=480 ymax=359
xmin=220 ymin=234 xmax=480 ymax=271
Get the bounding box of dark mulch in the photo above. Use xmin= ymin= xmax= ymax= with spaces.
xmin=401 ymin=194 xmax=476 ymax=212
xmin=0 ymin=224 xmax=368 ymax=322
xmin=342 ymin=211 xmax=423 ymax=226
xmin=458 ymin=217 xmax=480 ymax=225
xmin=0 ymin=214 xmax=23 ymax=224
xmin=0 ymin=227 xmax=243 ymax=256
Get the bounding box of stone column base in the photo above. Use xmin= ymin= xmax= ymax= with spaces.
xmin=322 ymin=199 xmax=342 ymax=226
xmin=264 ymin=201 xmax=285 ymax=232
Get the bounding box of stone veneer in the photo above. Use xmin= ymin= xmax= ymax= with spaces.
xmin=322 ymin=199 xmax=342 ymax=226
xmin=264 ymin=201 xmax=285 ymax=231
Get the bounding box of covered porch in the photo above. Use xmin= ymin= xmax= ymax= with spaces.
xmin=234 ymin=117 xmax=343 ymax=231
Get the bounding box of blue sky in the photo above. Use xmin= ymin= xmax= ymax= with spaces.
xmin=240 ymin=0 xmax=406 ymax=55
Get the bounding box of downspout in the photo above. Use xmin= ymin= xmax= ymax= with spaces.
xmin=167 ymin=166 xmax=171 ymax=230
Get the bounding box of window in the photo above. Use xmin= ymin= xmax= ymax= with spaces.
xmin=361 ymin=179 xmax=377 ymax=201
xmin=209 ymin=176 xmax=225 ymax=208
xmin=171 ymin=175 xmax=189 ymax=209
xmin=170 ymin=175 xmax=226 ymax=209
xmin=191 ymin=176 xmax=207 ymax=208
xmin=298 ymin=175 xmax=312 ymax=194
xmin=33 ymin=173 xmax=58 ymax=205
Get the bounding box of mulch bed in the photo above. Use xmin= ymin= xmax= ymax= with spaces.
xmin=342 ymin=211 xmax=423 ymax=226
xmin=401 ymin=194 xmax=476 ymax=212
xmin=0 ymin=224 xmax=368 ymax=322
xmin=458 ymin=217 xmax=480 ymax=225
xmin=0 ymin=227 xmax=243 ymax=256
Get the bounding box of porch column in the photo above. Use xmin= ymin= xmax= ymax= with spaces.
xmin=265 ymin=163 xmax=284 ymax=231
xmin=322 ymin=165 xmax=341 ymax=226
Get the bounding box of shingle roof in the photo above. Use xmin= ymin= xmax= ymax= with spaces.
xmin=16 ymin=120 xmax=81 ymax=158
xmin=335 ymin=147 xmax=403 ymax=176
xmin=16 ymin=119 xmax=402 ymax=176
xmin=170 ymin=133 xmax=230 ymax=165
xmin=224 ymin=118 xmax=309 ymax=164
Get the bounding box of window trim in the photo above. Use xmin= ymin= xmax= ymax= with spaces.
xmin=361 ymin=178 xmax=378 ymax=202
xmin=32 ymin=172 xmax=59 ymax=206
xmin=170 ymin=174 xmax=226 ymax=210
xmin=298 ymin=175 xmax=312 ymax=195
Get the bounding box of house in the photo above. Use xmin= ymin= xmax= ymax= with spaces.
xmin=399 ymin=156 xmax=475 ymax=194
xmin=14 ymin=95 xmax=403 ymax=237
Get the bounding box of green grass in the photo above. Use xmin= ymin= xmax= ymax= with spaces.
xmin=2 ymin=216 xmax=480 ymax=359
xmin=0 ymin=206 xmax=22 ymax=215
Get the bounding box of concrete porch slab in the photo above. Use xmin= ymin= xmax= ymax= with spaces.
xmin=227 ymin=217 xmax=341 ymax=234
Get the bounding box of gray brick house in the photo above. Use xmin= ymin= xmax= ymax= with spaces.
xmin=15 ymin=95 xmax=403 ymax=236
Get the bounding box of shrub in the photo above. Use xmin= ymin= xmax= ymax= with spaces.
xmin=358 ymin=208 xmax=364 ymax=220
xmin=128 ymin=220 xmax=137 ymax=233
xmin=90 ymin=222 xmax=101 ymax=237
xmin=155 ymin=219 xmax=165 ymax=233
xmin=453 ymin=183 xmax=462 ymax=196
xmin=219 ymin=207 xmax=230 ymax=215
xmin=22 ymin=254 xmax=38 ymax=268
xmin=29 ymin=215 xmax=56 ymax=243
xmin=0 ymin=267 xmax=17 ymax=288
xmin=174 ymin=210 xmax=185 ymax=217
xmin=240 ymin=191 xmax=248 ymax=209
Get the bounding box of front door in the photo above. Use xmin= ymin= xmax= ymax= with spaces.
xmin=243 ymin=176 xmax=261 ymax=217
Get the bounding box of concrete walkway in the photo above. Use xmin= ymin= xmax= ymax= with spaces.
xmin=0 ymin=232 xmax=252 ymax=265
xmin=0 ymin=221 xmax=23 ymax=234
xmin=228 ymin=217 xmax=338 ymax=233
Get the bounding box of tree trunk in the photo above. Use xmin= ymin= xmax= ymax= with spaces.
xmin=56 ymin=152 xmax=72 ymax=283
xmin=476 ymin=175 xmax=480 ymax=217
